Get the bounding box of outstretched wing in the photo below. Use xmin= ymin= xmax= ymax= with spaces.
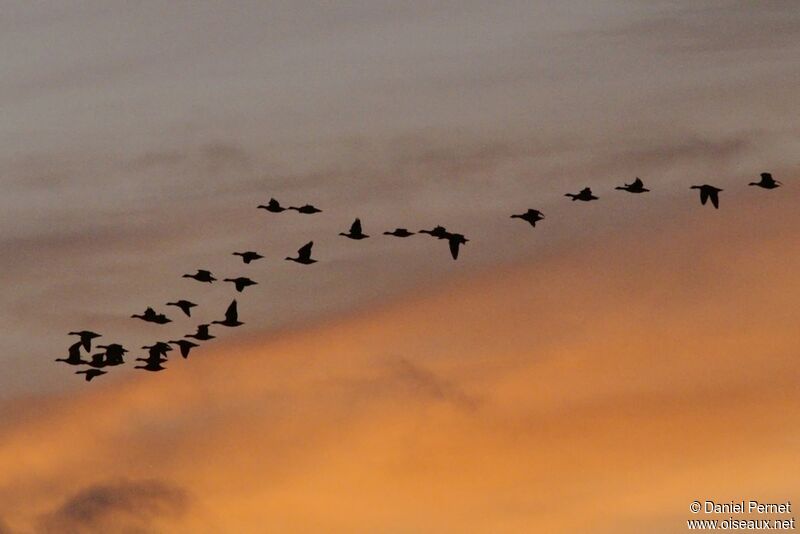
xmin=632 ymin=177 xmax=643 ymax=187
xmin=351 ymin=218 xmax=362 ymax=235
xmin=709 ymin=191 xmax=719 ymax=209
xmin=298 ymin=241 xmax=314 ymax=260
xmin=700 ymin=189 xmax=709 ymax=205
xmin=225 ymin=300 xmax=239 ymax=322
xmin=448 ymin=237 xmax=461 ymax=260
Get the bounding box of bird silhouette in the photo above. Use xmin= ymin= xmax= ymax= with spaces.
xmin=68 ymin=330 xmax=101 ymax=352
xmin=166 ymin=299 xmax=197 ymax=317
xmin=510 ymin=209 xmax=545 ymax=227
xmin=615 ymin=177 xmax=650 ymax=193
xmin=168 ymin=339 xmax=199 ymax=359
xmin=565 ymin=187 xmax=598 ymax=201
xmin=131 ymin=307 xmax=171 ymax=324
xmin=690 ymin=184 xmax=723 ymax=209
xmin=139 ymin=343 xmax=172 ymax=368
xmin=445 ymin=232 xmax=468 ymax=260
xmin=182 ymin=269 xmax=216 ymax=283
xmin=340 ymin=218 xmax=369 ymax=240
xmin=185 ymin=324 xmax=215 ymax=341
xmin=134 ymin=359 xmax=166 ymax=372
xmin=749 ymin=172 xmax=781 ymax=189
xmin=224 ymin=277 xmax=258 ymax=293
xmin=233 ymin=251 xmax=264 ymax=264
xmin=383 ymin=228 xmax=415 ymax=237
xmin=76 ymin=369 xmax=106 ymax=382
xmin=212 ymin=300 xmax=244 ymax=327
xmin=285 ymin=241 xmax=317 ymax=264
xmin=257 ymin=198 xmax=287 ymax=213
xmin=288 ymin=204 xmax=322 ymax=214
xmin=96 ymin=343 xmax=128 ymax=366
xmin=86 ymin=353 xmax=109 ymax=369
xmin=55 ymin=341 xmax=89 ymax=366
xmin=419 ymin=226 xmax=449 ymax=238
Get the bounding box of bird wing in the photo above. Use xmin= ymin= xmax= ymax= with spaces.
xmin=351 ymin=218 xmax=362 ymax=234
xmin=225 ymin=301 xmax=239 ymax=322
xmin=298 ymin=241 xmax=313 ymax=259
xmin=448 ymin=237 xmax=461 ymax=260
xmin=580 ymin=187 xmax=592 ymax=195
xmin=710 ymin=191 xmax=719 ymax=209
xmin=699 ymin=189 xmax=709 ymax=205
xmin=68 ymin=341 xmax=83 ymax=357
xmin=632 ymin=178 xmax=643 ymax=187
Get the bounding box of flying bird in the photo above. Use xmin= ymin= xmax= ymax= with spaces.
xmin=690 ymin=184 xmax=723 ymax=209
xmin=166 ymin=299 xmax=197 ymax=317
xmin=383 ymin=228 xmax=415 ymax=237
xmin=340 ymin=218 xmax=369 ymax=240
xmin=86 ymin=353 xmax=109 ymax=369
xmin=565 ymin=187 xmax=598 ymax=201
xmin=445 ymin=232 xmax=469 ymax=260
xmin=131 ymin=307 xmax=171 ymax=324
xmin=212 ymin=300 xmax=244 ymax=327
xmin=182 ymin=270 xmax=216 ymax=283
xmin=76 ymin=369 xmax=106 ymax=382
xmin=168 ymin=339 xmax=199 ymax=359
xmin=134 ymin=359 xmax=166 ymax=372
xmin=185 ymin=324 xmax=215 ymax=341
xmin=615 ymin=177 xmax=650 ymax=193
xmin=257 ymin=198 xmax=287 ymax=213
xmin=233 ymin=251 xmax=264 ymax=264
xmin=288 ymin=204 xmax=322 ymax=214
xmin=419 ymin=226 xmax=449 ymax=238
xmin=96 ymin=343 xmax=128 ymax=366
xmin=55 ymin=341 xmax=89 ymax=366
xmin=510 ymin=209 xmax=545 ymax=227
xmin=285 ymin=241 xmax=317 ymax=264
xmin=68 ymin=330 xmax=101 ymax=352
xmin=749 ymin=172 xmax=781 ymax=189
xmin=224 ymin=277 xmax=258 ymax=293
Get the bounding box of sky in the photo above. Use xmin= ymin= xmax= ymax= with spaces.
xmin=0 ymin=1 xmax=798 ymax=532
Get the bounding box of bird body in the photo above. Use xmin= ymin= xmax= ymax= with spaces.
xmin=68 ymin=330 xmax=101 ymax=352
xmin=183 ymin=270 xmax=216 ymax=283
xmin=565 ymin=187 xmax=598 ymax=201
xmin=383 ymin=228 xmax=415 ymax=237
xmin=511 ymin=209 xmax=545 ymax=227
xmin=55 ymin=341 xmax=89 ymax=366
xmin=749 ymin=172 xmax=781 ymax=189
xmin=615 ymin=178 xmax=649 ymax=193
xmin=691 ymin=184 xmax=723 ymax=209
xmin=224 ymin=277 xmax=258 ymax=293
xmin=340 ymin=218 xmax=369 ymax=239
xmin=257 ymin=198 xmax=286 ymax=212
xmin=212 ymin=300 xmax=244 ymax=327
xmin=289 ymin=204 xmax=322 ymax=214
xmin=186 ymin=324 xmax=215 ymax=341
xmin=233 ymin=251 xmax=264 ymax=264
xmin=446 ymin=233 xmax=468 ymax=260
xmin=97 ymin=343 xmax=127 ymax=366
xmin=76 ymin=369 xmax=106 ymax=382
xmin=286 ymin=241 xmax=317 ymax=264
xmin=166 ymin=300 xmax=197 ymax=317
xmin=169 ymin=339 xmax=199 ymax=359
xmin=419 ymin=226 xmax=449 ymax=238
xmin=131 ymin=307 xmax=171 ymax=324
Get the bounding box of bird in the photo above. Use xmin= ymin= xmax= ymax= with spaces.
xmin=288 ymin=204 xmax=322 ymax=214
xmin=419 ymin=225 xmax=449 ymax=238
xmin=510 ymin=209 xmax=545 ymax=227
xmin=134 ymin=359 xmax=166 ymax=372
xmin=185 ymin=324 xmax=215 ymax=341
xmin=96 ymin=343 xmax=128 ymax=366
xmin=383 ymin=228 xmax=415 ymax=237
xmin=257 ymin=198 xmax=287 ymax=213
xmin=131 ymin=307 xmax=171 ymax=324
xmin=690 ymin=184 xmax=723 ymax=209
xmin=565 ymin=187 xmax=598 ymax=201
xmin=166 ymin=300 xmax=197 ymax=317
xmin=340 ymin=218 xmax=369 ymax=240
xmin=55 ymin=341 xmax=89 ymax=366
xmin=285 ymin=241 xmax=317 ymax=264
xmin=182 ymin=269 xmax=216 ymax=283
xmin=615 ymin=177 xmax=650 ymax=193
xmin=445 ymin=232 xmax=469 ymax=260
xmin=76 ymin=369 xmax=106 ymax=382
xmin=749 ymin=172 xmax=781 ymax=189
xmin=233 ymin=251 xmax=264 ymax=264
xmin=85 ymin=353 xmax=109 ymax=369
xmin=168 ymin=339 xmax=199 ymax=359
xmin=224 ymin=277 xmax=258 ymax=293
xmin=138 ymin=343 xmax=173 ymax=368
xmin=68 ymin=330 xmax=101 ymax=352
xmin=212 ymin=300 xmax=244 ymax=327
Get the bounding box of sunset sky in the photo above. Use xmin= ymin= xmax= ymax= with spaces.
xmin=1 ymin=2 xmax=798 ymax=532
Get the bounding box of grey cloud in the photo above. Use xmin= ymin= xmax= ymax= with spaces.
xmin=37 ymin=479 xmax=189 ymax=534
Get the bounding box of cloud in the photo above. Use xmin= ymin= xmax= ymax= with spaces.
xmin=37 ymin=479 xmax=188 ymax=534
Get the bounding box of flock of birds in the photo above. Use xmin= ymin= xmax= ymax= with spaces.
xmin=58 ymin=172 xmax=784 ymax=382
